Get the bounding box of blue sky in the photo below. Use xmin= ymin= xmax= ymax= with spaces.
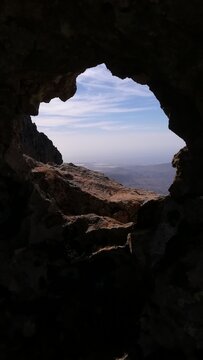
xmin=32 ymin=64 xmax=185 ymax=165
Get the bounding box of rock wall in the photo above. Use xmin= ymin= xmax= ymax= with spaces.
xmin=20 ymin=115 xmax=63 ymax=164
xmin=0 ymin=1 xmax=203 ymax=359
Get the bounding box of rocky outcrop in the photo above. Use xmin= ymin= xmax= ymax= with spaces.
xmin=31 ymin=162 xmax=156 ymax=221
xmin=63 ymin=214 xmax=134 ymax=257
xmin=0 ymin=157 xmax=157 ymax=360
xmin=169 ymin=146 xmax=203 ymax=198
xmin=128 ymin=195 xmax=203 ymax=359
xmin=20 ymin=159 xmax=157 ymax=249
xmin=20 ymin=115 xmax=63 ymax=164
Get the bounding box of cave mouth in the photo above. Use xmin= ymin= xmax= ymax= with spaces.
xmin=31 ymin=63 xmax=185 ymax=194
xmin=0 ymin=2 xmax=202 ymax=358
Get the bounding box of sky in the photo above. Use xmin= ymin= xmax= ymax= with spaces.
xmin=32 ymin=63 xmax=185 ymax=165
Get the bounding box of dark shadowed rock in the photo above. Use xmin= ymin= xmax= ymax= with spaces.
xmin=0 ymin=157 xmax=154 ymax=360
xmin=20 ymin=115 xmax=63 ymax=165
xmin=63 ymin=214 xmax=134 ymax=257
xmin=170 ymin=146 xmax=203 ymax=198
xmin=128 ymin=196 xmax=203 ymax=358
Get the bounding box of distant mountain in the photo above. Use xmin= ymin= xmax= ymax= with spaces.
xmin=78 ymin=163 xmax=176 ymax=195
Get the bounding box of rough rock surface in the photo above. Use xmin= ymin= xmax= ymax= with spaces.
xmin=0 ymin=0 xmax=203 ymax=359
xmin=128 ymin=196 xmax=203 ymax=359
xmin=0 ymin=157 xmax=156 ymax=360
xmin=32 ymin=162 xmax=156 ymax=222
xmin=63 ymin=214 xmax=134 ymax=257
xmin=20 ymin=115 xmax=63 ymax=165
xmin=23 ymin=159 xmax=156 ymax=250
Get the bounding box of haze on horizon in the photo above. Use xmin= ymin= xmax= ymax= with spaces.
xmin=32 ymin=64 xmax=185 ymax=166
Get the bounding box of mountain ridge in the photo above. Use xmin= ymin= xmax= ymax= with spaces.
xmin=74 ymin=162 xmax=176 ymax=195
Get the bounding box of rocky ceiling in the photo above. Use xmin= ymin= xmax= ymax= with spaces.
xmin=0 ymin=1 xmax=203 ymax=359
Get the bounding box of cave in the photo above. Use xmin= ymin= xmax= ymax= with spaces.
xmin=0 ymin=1 xmax=203 ymax=359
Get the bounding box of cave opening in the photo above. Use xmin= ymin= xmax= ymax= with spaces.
xmin=1 ymin=2 xmax=202 ymax=358
xmin=31 ymin=63 xmax=185 ymax=194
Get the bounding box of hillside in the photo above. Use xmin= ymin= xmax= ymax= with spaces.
xmin=82 ymin=163 xmax=176 ymax=195
xmin=23 ymin=160 xmax=158 ymax=257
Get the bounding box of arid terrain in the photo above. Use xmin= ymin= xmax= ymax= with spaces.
xmin=29 ymin=160 xmax=158 ymax=256
xmin=79 ymin=162 xmax=176 ymax=194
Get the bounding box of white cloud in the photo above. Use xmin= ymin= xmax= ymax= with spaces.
xmin=38 ymin=98 xmax=155 ymax=120
xmin=32 ymin=63 xmax=185 ymax=164
xmin=77 ymin=63 xmax=152 ymax=97
xmin=33 ymin=64 xmax=157 ymax=129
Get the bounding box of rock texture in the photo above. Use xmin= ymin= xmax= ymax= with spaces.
xmin=35 ymin=162 xmax=156 ymax=221
xmin=23 ymin=160 xmax=156 ymax=248
xmin=0 ymin=157 xmax=157 ymax=360
xmin=20 ymin=115 xmax=63 ymax=165
xmin=0 ymin=1 xmax=203 ymax=359
xmin=128 ymin=196 xmax=203 ymax=359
